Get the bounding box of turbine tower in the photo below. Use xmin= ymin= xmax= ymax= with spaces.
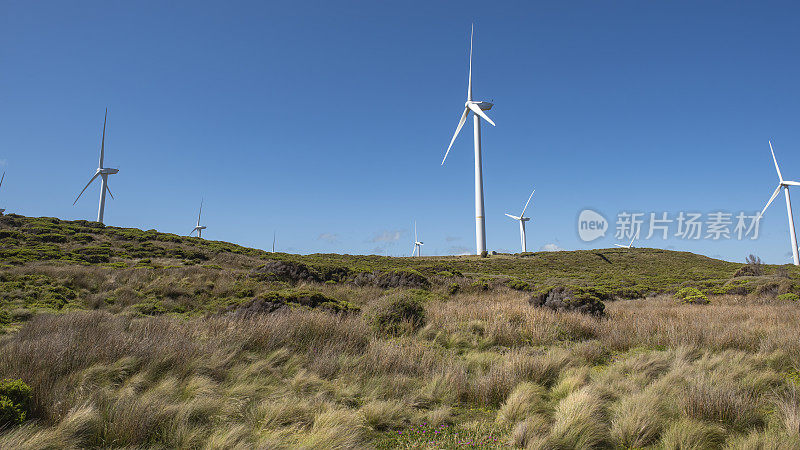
xmin=73 ymin=109 xmax=118 ymax=224
xmin=442 ymin=24 xmax=496 ymax=256
xmin=0 ymin=172 xmax=6 ymax=215
xmin=505 ymin=189 xmax=535 ymax=252
xmin=758 ymin=141 xmax=800 ymax=266
xmin=411 ymin=221 xmax=424 ymax=257
xmin=189 ymin=200 xmax=207 ymax=238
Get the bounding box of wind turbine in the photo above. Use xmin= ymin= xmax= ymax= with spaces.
xmin=757 ymin=141 xmax=800 ymax=266
xmin=189 ymin=200 xmax=207 ymax=238
xmin=272 ymin=231 xmax=276 ymax=253
xmin=0 ymin=172 xmax=6 ymax=215
xmin=73 ymin=109 xmax=118 ymax=224
xmin=614 ymin=234 xmax=636 ymax=249
xmin=441 ymin=24 xmax=496 ymax=256
xmin=505 ymin=189 xmax=535 ymax=252
xmin=411 ymin=221 xmax=424 ymax=257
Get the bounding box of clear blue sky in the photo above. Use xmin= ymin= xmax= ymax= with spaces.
xmin=2 ymin=0 xmax=800 ymax=263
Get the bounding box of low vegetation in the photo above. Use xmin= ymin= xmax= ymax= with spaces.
xmin=1 ymin=215 xmax=800 ymax=447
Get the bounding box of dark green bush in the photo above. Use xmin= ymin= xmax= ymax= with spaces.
xmin=506 ymin=279 xmax=530 ymax=291
xmin=471 ymin=279 xmax=490 ymax=291
xmin=0 ymin=379 xmax=32 ymax=427
xmin=366 ymin=293 xmax=426 ymax=335
xmin=529 ymin=286 xmax=607 ymax=316
xmin=777 ymin=293 xmax=799 ymax=302
xmin=448 ymin=283 xmax=460 ymax=295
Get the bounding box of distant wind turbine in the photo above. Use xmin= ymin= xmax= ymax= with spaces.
xmin=441 ymin=24 xmax=496 ymax=256
xmin=73 ymin=109 xmax=118 ymax=224
xmin=272 ymin=231 xmax=276 ymax=253
xmin=614 ymin=234 xmax=636 ymax=249
xmin=189 ymin=200 xmax=207 ymax=238
xmin=505 ymin=189 xmax=535 ymax=252
xmin=411 ymin=221 xmax=424 ymax=257
xmin=0 ymin=172 xmax=6 ymax=215
xmin=758 ymin=141 xmax=800 ymax=266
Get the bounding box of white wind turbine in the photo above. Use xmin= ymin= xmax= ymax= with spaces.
xmin=73 ymin=109 xmax=118 ymax=224
xmin=0 ymin=172 xmax=6 ymax=215
xmin=505 ymin=189 xmax=535 ymax=252
xmin=614 ymin=234 xmax=636 ymax=249
xmin=757 ymin=141 xmax=800 ymax=266
xmin=189 ymin=200 xmax=207 ymax=238
xmin=411 ymin=221 xmax=424 ymax=257
xmin=441 ymin=24 xmax=496 ymax=256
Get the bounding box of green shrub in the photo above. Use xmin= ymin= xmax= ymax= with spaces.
xmin=471 ymin=279 xmax=490 ymax=291
xmin=530 ymin=286 xmax=607 ymax=316
xmin=0 ymin=379 xmax=32 ymax=427
xmin=674 ymin=287 xmax=709 ymax=305
xmin=0 ymin=310 xmax=11 ymax=325
xmin=507 ymin=279 xmax=531 ymax=291
xmin=366 ymin=293 xmax=426 ymax=335
xmin=447 ymin=283 xmax=460 ymax=295
xmin=778 ymin=293 xmax=799 ymax=301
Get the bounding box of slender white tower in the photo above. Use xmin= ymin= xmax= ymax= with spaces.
xmin=412 ymin=221 xmax=424 ymax=257
xmin=505 ymin=189 xmax=535 ymax=252
xmin=74 ymin=109 xmax=118 ymax=224
xmin=0 ymin=172 xmax=6 ymax=215
xmin=759 ymin=141 xmax=800 ymax=265
xmin=189 ymin=200 xmax=207 ymax=238
xmin=442 ymin=25 xmax=496 ymax=255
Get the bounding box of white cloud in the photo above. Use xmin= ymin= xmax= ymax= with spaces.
xmin=370 ymin=230 xmax=403 ymax=243
xmin=317 ymin=233 xmax=339 ymax=243
xmin=540 ymin=243 xmax=564 ymax=252
xmin=445 ymin=236 xmax=461 ymax=242
xmin=447 ymin=246 xmax=472 ymax=255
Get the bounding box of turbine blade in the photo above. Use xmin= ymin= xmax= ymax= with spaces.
xmin=759 ymin=185 xmax=783 ymax=219
xmin=99 ymin=109 xmax=107 ymax=168
xmin=505 ymin=213 xmax=520 ymax=220
xmin=520 ymin=189 xmax=535 ymax=217
xmin=770 ymin=141 xmax=783 ymax=182
xmin=198 ymin=200 xmax=203 ymax=226
xmin=614 ymin=244 xmax=626 ymax=248
xmin=0 ymin=171 xmax=4 ymax=189
xmin=105 ymin=184 xmax=114 ymax=200
xmin=467 ymin=102 xmax=495 ymax=126
xmin=442 ymin=107 xmax=469 ymax=165
xmin=784 ymin=181 xmax=800 ymax=186
xmin=73 ymin=172 xmax=101 ymax=205
xmin=628 ymin=234 xmax=636 ymax=247
xmin=468 ymin=24 xmax=473 ymax=102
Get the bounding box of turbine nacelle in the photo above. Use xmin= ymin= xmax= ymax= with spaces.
xmin=466 ymin=100 xmax=493 ymax=111
xmin=99 ymin=167 xmax=119 ymax=175
xmin=504 ymin=214 xmax=530 ymax=222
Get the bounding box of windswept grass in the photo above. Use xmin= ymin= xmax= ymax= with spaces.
xmin=0 ymin=293 xmax=797 ymax=447
xmin=2 ymin=216 xmax=800 ymax=447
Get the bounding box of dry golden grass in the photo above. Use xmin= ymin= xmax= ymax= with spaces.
xmin=1 ymin=292 xmax=799 ymax=448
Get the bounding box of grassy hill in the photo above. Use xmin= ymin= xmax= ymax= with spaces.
xmin=1 ymin=214 xmax=794 ymax=326
xmin=1 ymin=215 xmax=800 ymax=448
